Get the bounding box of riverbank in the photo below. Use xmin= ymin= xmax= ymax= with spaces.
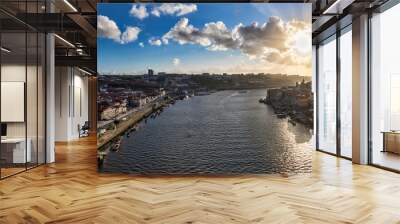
xmin=98 ymin=98 xmax=174 ymax=149
xmin=261 ymin=81 xmax=313 ymax=128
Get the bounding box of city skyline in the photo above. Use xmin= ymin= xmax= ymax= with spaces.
xmin=98 ymin=3 xmax=312 ymax=76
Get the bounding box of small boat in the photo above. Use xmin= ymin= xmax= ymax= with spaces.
xmin=277 ymin=114 xmax=287 ymax=119
xmin=195 ymin=91 xmax=210 ymax=96
xmin=111 ymin=138 xmax=122 ymax=152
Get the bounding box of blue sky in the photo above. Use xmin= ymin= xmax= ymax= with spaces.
xmin=98 ymin=3 xmax=311 ymax=76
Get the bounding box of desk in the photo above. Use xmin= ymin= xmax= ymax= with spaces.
xmin=1 ymin=138 xmax=31 ymax=163
xmin=382 ymin=131 xmax=400 ymax=154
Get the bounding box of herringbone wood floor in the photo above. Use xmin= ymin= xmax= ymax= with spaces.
xmin=1 ymin=136 xmax=400 ymax=224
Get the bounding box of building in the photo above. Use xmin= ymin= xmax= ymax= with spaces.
xmin=148 ymin=69 xmax=154 ymax=76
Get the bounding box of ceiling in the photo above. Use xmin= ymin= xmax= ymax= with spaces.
xmin=311 ymin=0 xmax=390 ymax=43
xmin=1 ymin=0 xmax=394 ymax=71
xmin=0 ymin=0 xmax=97 ymax=73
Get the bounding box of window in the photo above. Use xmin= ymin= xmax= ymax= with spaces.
xmin=340 ymin=27 xmax=352 ymax=158
xmin=317 ymin=36 xmax=337 ymax=154
xmin=370 ymin=3 xmax=400 ymax=171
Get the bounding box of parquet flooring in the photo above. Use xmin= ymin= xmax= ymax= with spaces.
xmin=1 ymin=136 xmax=400 ymax=223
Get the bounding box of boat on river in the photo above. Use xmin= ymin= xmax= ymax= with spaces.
xmin=195 ymin=91 xmax=210 ymax=96
xmin=111 ymin=138 xmax=122 ymax=152
xmin=277 ymin=113 xmax=287 ymax=119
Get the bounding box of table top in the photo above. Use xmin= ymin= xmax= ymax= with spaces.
xmin=381 ymin=131 xmax=400 ymax=134
xmin=1 ymin=138 xmax=29 ymax=143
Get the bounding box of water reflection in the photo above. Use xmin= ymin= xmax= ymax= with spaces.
xmin=100 ymin=89 xmax=312 ymax=175
xmin=287 ymin=122 xmax=313 ymax=144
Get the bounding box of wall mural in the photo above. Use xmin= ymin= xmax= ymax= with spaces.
xmin=97 ymin=3 xmax=313 ymax=175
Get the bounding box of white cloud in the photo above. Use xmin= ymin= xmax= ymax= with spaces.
xmin=173 ymin=58 xmax=180 ymax=66
xmin=139 ymin=42 xmax=144 ymax=47
xmin=148 ymin=37 xmax=162 ymax=46
xmin=151 ymin=9 xmax=161 ymax=17
xmin=162 ymin=18 xmax=210 ymax=47
xmin=97 ymin=15 xmax=122 ymax=43
xmin=130 ymin=4 xmax=149 ymax=20
xmin=151 ymin=3 xmax=197 ymax=17
xmin=161 ymin=17 xmax=311 ymax=68
xmin=121 ymin=26 xmax=141 ymax=44
xmin=98 ymin=15 xmax=141 ymax=44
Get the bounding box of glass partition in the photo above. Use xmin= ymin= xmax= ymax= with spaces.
xmin=0 ymin=1 xmax=46 ymax=179
xmin=1 ymin=30 xmax=28 ymax=177
xmin=317 ymin=35 xmax=337 ymax=154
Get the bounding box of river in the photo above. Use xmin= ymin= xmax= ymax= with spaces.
xmin=100 ymin=89 xmax=313 ymax=175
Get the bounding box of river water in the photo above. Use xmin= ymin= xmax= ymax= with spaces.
xmin=100 ymin=89 xmax=313 ymax=175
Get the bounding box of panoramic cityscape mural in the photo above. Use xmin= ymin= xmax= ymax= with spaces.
xmin=97 ymin=3 xmax=313 ymax=175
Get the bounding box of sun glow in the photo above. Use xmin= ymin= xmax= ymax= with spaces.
xmin=291 ymin=29 xmax=311 ymax=56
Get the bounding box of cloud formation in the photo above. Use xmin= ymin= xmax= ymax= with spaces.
xmin=148 ymin=37 xmax=162 ymax=46
xmin=162 ymin=18 xmax=210 ymax=46
xmin=98 ymin=15 xmax=121 ymax=43
xmin=161 ymin=16 xmax=310 ymax=67
xmin=173 ymin=58 xmax=180 ymax=66
xmin=98 ymin=15 xmax=141 ymax=44
xmin=130 ymin=4 xmax=149 ymax=20
xmin=151 ymin=3 xmax=197 ymax=17
xmin=121 ymin=26 xmax=141 ymax=44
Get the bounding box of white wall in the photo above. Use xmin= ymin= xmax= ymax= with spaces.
xmin=1 ymin=65 xmax=26 ymax=138
xmin=1 ymin=63 xmax=46 ymax=164
xmin=54 ymin=67 xmax=89 ymax=141
xmin=55 ymin=67 xmax=69 ymax=140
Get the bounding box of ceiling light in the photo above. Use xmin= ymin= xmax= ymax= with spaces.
xmin=78 ymin=67 xmax=92 ymax=76
xmin=54 ymin=34 xmax=75 ymax=48
xmin=76 ymin=48 xmax=85 ymax=55
xmin=63 ymin=0 xmax=78 ymax=12
xmin=1 ymin=47 xmax=11 ymax=53
xmin=322 ymin=0 xmax=355 ymax=15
